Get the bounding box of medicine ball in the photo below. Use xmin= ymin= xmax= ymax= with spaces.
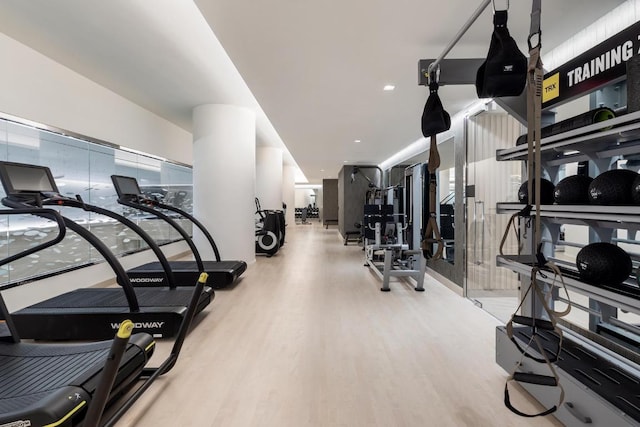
xmin=554 ymin=175 xmax=593 ymax=204
xmin=589 ymin=169 xmax=639 ymax=205
xmin=631 ymin=174 xmax=640 ymax=205
xmin=576 ymin=242 xmax=632 ymax=286
xmin=518 ymin=179 xmax=555 ymax=204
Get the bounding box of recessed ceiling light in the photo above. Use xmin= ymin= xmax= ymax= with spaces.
xmin=354 ymin=139 xmax=361 ymax=143
xmin=383 ymin=85 xmax=395 ymax=91
xmin=320 ymin=169 xmax=325 ymax=172
xmin=343 ymin=160 xmax=349 ymax=163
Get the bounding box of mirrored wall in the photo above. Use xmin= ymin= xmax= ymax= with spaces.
xmin=0 ymin=116 xmax=193 ymax=288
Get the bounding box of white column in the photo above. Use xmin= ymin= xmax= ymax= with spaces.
xmin=256 ymin=146 xmax=283 ymax=210
xmin=192 ymin=104 xmax=256 ymax=264
xmin=282 ymin=165 xmax=296 ymax=226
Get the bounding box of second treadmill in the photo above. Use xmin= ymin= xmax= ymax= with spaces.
xmin=111 ymin=174 xmax=247 ymax=289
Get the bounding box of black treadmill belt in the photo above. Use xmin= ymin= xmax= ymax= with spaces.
xmin=1 ymin=391 xmax=51 ymax=415
xmin=514 ymin=327 xmax=640 ymax=421
xmin=0 ymin=334 xmax=153 ymax=422
xmin=0 ymin=346 xmax=109 ymax=399
xmin=26 ymin=288 xmax=199 ymax=309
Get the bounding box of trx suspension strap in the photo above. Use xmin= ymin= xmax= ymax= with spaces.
xmin=420 ymin=67 xmax=449 ymax=260
xmin=502 ymin=0 xmax=572 ymax=417
xmin=527 ymin=0 xmax=543 ymax=255
xmin=424 ymin=135 xmax=444 ymax=259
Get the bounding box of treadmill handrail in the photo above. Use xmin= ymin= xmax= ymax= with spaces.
xmin=2 ymin=197 xmax=141 ymax=312
xmin=102 ymin=272 xmax=207 ymax=427
xmin=0 ymin=208 xmax=66 ymax=266
xmin=70 ymin=195 xmax=178 ymax=289
xmin=117 ymin=197 xmax=205 ymax=272
xmin=153 ymin=201 xmax=221 ymax=262
xmin=83 ymin=320 xmax=133 ymax=427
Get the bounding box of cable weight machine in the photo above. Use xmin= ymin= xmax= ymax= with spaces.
xmin=362 ymin=185 xmax=426 ymax=292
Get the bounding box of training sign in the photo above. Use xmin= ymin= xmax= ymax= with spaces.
xmin=543 ymin=20 xmax=640 ymax=109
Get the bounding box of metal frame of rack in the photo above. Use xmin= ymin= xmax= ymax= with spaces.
xmin=495 ymin=108 xmax=640 ymax=426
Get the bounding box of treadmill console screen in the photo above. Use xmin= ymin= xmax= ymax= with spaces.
xmin=0 ymin=161 xmax=58 ymax=195
xmin=111 ymin=175 xmax=143 ymax=198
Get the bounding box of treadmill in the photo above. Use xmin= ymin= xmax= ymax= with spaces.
xmin=111 ymin=174 xmax=247 ymax=289
xmin=0 ymin=207 xmax=155 ymax=427
xmin=0 ymin=161 xmax=214 ymax=340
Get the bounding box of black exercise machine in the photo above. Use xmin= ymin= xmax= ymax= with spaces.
xmin=0 ymin=161 xmax=214 ymax=340
xmin=255 ymin=197 xmax=281 ymax=257
xmin=0 ymin=207 xmax=155 ymax=426
xmin=256 ymin=198 xmax=285 ymax=246
xmin=111 ymin=174 xmax=247 ymax=289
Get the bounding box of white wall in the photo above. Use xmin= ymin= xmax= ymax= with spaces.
xmin=0 ymin=33 xmax=195 ymax=306
xmin=295 ymin=189 xmax=314 ymax=208
xmin=0 ymin=33 xmax=192 ymax=164
xmin=255 ymin=146 xmax=283 ymax=210
xmin=193 ymin=104 xmax=256 ymax=264
xmin=282 ymin=166 xmax=296 ymax=226
xmin=543 ymin=0 xmax=640 ymax=71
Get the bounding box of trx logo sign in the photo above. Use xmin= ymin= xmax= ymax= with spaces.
xmin=111 ymin=321 xmax=165 ymax=330
xmin=0 ymin=421 xmax=32 ymax=427
xmin=542 ymin=73 xmax=559 ymax=103
xmin=130 ymin=277 xmax=164 ymax=283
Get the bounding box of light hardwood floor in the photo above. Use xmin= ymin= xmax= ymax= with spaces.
xmin=116 ymin=223 xmax=562 ymax=427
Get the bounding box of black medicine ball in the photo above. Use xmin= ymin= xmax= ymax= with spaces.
xmin=589 ymin=169 xmax=639 ymax=205
xmin=576 ymin=242 xmax=632 ymax=286
xmin=518 ymin=179 xmax=555 ymax=204
xmin=554 ymin=175 xmax=593 ymax=204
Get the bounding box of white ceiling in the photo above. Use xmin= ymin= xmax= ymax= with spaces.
xmin=0 ymin=0 xmax=625 ymax=183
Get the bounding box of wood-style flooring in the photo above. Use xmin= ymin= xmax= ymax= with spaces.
xmin=115 ymin=223 xmax=561 ymax=427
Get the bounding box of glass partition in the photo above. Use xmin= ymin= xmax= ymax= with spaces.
xmin=465 ymin=109 xmax=525 ymax=322
xmin=0 ymin=116 xmax=193 ymax=289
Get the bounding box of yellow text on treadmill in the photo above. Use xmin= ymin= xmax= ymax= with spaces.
xmin=542 ymin=72 xmax=559 ymax=103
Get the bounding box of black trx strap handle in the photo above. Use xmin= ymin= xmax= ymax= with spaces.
xmin=504 ymin=384 xmax=558 ymax=418
xmin=511 ymin=315 xmax=554 ymax=331
xmin=514 ymin=372 xmax=557 ymax=386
